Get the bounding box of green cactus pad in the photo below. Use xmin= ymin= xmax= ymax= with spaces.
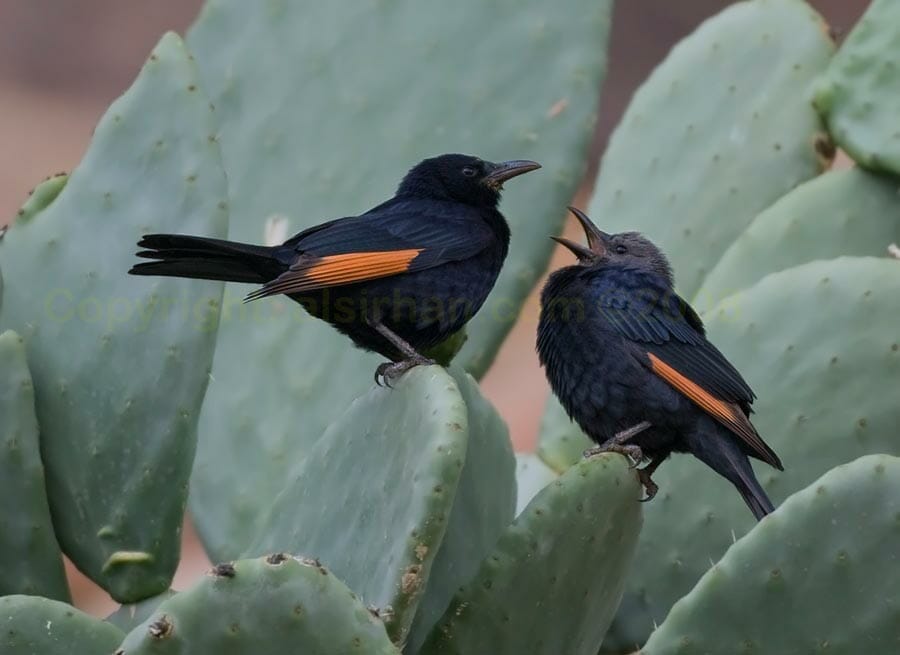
xmin=405 ymin=367 xmax=517 ymax=654
xmin=603 ymin=257 xmax=900 ymax=652
xmin=591 ymin=0 xmax=834 ymax=298
xmin=420 ymin=454 xmax=642 ymax=655
xmin=0 ymin=33 xmax=227 ymax=601
xmin=694 ymin=168 xmax=900 ymax=311
xmin=1 ymin=595 xmax=125 ymax=655
xmin=814 ymin=0 xmax=900 ymax=174
xmin=536 ymin=393 xmax=593 ymax=474
xmin=246 ymin=366 xmax=468 ymax=643
xmin=185 ymin=0 xmax=613 ymax=559
xmin=13 ymin=173 xmax=68 ymax=224
xmin=423 ymin=328 xmax=469 ymax=368
xmin=0 ymin=331 xmax=69 ymax=601
xmin=513 ymin=453 xmax=558 ymax=516
xmin=643 ymin=455 xmax=900 ymax=654
xmin=106 ymin=590 xmax=178 ymax=634
xmin=115 ymin=555 xmax=400 ymax=654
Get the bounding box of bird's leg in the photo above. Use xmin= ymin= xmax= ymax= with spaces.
xmin=583 ymin=420 xmax=652 ymax=466
xmin=367 ymin=317 xmax=435 ymax=386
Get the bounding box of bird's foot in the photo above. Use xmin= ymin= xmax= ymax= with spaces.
xmin=636 ymin=466 xmax=660 ymax=502
xmin=583 ymin=443 xmax=644 ymax=467
xmin=583 ymin=422 xmax=651 ymax=466
xmin=374 ymin=355 xmax=436 ymax=387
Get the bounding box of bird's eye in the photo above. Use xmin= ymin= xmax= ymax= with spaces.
xmin=614 ymin=244 xmax=628 ymax=254
xmin=461 ymin=166 xmax=477 ymax=177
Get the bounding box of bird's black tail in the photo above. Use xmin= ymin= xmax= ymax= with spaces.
xmin=689 ymin=425 xmax=777 ymax=521
xmin=129 ymin=234 xmax=280 ymax=284
xmin=730 ymin=461 xmax=775 ymax=521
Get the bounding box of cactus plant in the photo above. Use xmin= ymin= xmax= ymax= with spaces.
xmin=694 ymin=167 xmax=900 ymax=311
xmin=420 ymin=454 xmax=642 ymax=655
xmin=603 ymin=257 xmax=900 ymax=652
xmin=591 ymin=0 xmax=834 ymax=298
xmin=246 ymin=366 xmax=514 ymax=644
xmin=0 ymin=331 xmax=69 ymax=601
xmin=13 ymin=173 xmax=68 ymax=225
xmin=4 ymin=1 xmax=900 ymax=654
xmin=0 ymin=32 xmax=228 ymax=602
xmin=115 ymin=555 xmax=400 ymax=654
xmin=106 ymin=591 xmax=178 ymax=634
xmin=512 ymin=453 xmax=558 ymax=515
xmin=405 ymin=368 xmax=516 ymax=653
xmin=642 ymin=455 xmax=900 ymax=654
xmin=814 ymin=0 xmax=900 ymax=174
xmin=184 ymin=0 xmax=614 ymax=561
xmin=1 ymin=595 xmax=125 ymax=655
xmin=536 ymin=394 xmax=593 ymax=474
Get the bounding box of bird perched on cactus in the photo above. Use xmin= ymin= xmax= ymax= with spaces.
xmin=537 ymin=207 xmax=783 ymax=519
xmin=130 ymin=154 xmax=539 ymax=382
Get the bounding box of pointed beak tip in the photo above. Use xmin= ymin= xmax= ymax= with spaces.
xmin=484 ymin=159 xmax=541 ymax=186
xmin=565 ymin=206 xmax=608 ymax=256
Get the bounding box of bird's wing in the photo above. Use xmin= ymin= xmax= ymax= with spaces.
xmin=246 ymin=201 xmax=494 ymax=300
xmin=595 ymin=278 xmax=782 ymax=469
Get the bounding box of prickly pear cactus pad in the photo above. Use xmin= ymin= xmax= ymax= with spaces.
xmin=420 ymin=454 xmax=642 ymax=655
xmin=591 ymin=0 xmax=834 ymax=298
xmin=814 ymin=0 xmax=900 ymax=174
xmin=0 ymin=331 xmax=69 ymax=601
xmin=513 ymin=453 xmax=558 ymax=515
xmin=185 ymin=0 xmax=613 ymax=558
xmin=106 ymin=591 xmax=178 ymax=634
xmin=1 ymin=595 xmax=125 ymax=655
xmin=13 ymin=173 xmax=68 ymax=225
xmin=0 ymin=33 xmax=227 ymax=601
xmin=643 ymin=455 xmax=900 ymax=655
xmin=694 ymin=168 xmax=900 ymax=311
xmin=536 ymin=393 xmax=593 ymax=474
xmin=115 ymin=556 xmax=400 ymax=654
xmin=603 ymin=257 xmax=900 ymax=653
xmin=247 ymin=366 xmax=469 ymax=643
xmin=405 ymin=367 xmax=517 ymax=654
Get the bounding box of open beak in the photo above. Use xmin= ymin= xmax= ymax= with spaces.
xmin=550 ymin=206 xmax=609 ymax=261
xmin=483 ymin=159 xmax=541 ymax=189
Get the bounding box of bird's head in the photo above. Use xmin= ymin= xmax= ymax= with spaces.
xmin=397 ymin=154 xmax=540 ymax=207
xmin=552 ymin=207 xmax=674 ymax=285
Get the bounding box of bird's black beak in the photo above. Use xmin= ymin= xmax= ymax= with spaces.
xmin=550 ymin=206 xmax=610 ymax=262
xmin=568 ymin=206 xmax=609 ymax=253
xmin=482 ymin=160 xmax=541 ymax=189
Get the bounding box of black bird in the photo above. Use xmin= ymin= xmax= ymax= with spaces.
xmin=130 ymin=154 xmax=539 ymax=381
xmin=537 ymin=207 xmax=783 ymax=520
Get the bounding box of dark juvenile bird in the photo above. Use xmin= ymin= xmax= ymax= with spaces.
xmin=130 ymin=154 xmax=539 ymax=381
xmin=537 ymin=207 xmax=783 ymax=520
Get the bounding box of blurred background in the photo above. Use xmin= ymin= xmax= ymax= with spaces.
xmin=0 ymin=0 xmax=864 ymax=616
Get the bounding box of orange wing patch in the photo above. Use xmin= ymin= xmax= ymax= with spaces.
xmin=244 ymin=249 xmax=422 ymax=301
xmin=647 ymin=353 xmax=781 ymax=469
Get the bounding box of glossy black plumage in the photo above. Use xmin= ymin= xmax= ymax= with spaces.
xmin=129 ymin=154 xmax=539 ymax=377
xmin=537 ymin=208 xmax=783 ymax=520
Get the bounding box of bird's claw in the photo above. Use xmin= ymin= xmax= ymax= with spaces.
xmin=583 ymin=443 xmax=644 ymax=467
xmin=583 ymin=443 xmax=660 ymax=501
xmin=637 ymin=466 xmax=659 ymax=502
xmin=374 ymin=355 xmax=436 ymax=388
